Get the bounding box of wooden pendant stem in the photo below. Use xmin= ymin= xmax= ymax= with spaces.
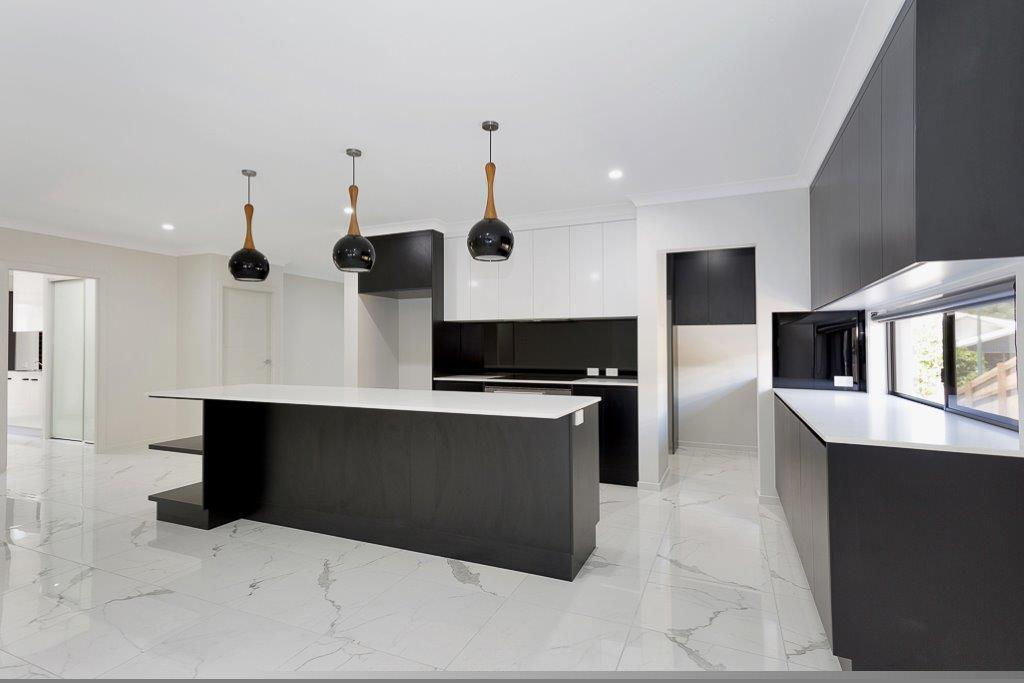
xmin=243 ymin=203 xmax=255 ymax=249
xmin=484 ymin=162 xmax=497 ymax=219
xmin=347 ymin=185 xmax=360 ymax=236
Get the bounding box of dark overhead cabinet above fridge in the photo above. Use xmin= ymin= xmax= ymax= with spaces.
xmin=810 ymin=0 xmax=1024 ymax=309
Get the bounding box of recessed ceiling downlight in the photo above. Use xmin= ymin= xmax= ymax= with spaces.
xmin=161 ymin=223 xmax=175 ymax=231
xmin=608 ymin=169 xmax=624 ymax=180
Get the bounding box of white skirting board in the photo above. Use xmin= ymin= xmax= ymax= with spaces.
xmin=675 ymin=439 xmax=757 ymax=453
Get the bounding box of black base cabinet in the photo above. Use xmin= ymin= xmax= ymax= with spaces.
xmin=572 ymin=385 xmax=638 ymax=486
xmin=775 ymin=395 xmax=1024 ymax=670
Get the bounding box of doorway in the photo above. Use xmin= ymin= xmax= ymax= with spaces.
xmin=222 ymin=287 xmax=272 ymax=384
xmin=667 ymin=247 xmax=758 ymax=452
xmin=6 ymin=270 xmax=97 ymax=444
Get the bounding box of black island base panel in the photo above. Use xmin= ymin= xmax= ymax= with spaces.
xmin=158 ymin=399 xmax=599 ymax=581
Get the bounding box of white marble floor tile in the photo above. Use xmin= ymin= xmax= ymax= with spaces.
xmin=406 ymin=556 xmax=527 ymax=598
xmin=665 ymin=508 xmax=764 ymax=549
xmin=1 ymin=497 xmax=125 ymax=550
xmin=0 ymin=649 xmax=57 ymax=678
xmin=651 ymin=536 xmax=772 ymax=593
xmin=589 ymin=524 xmax=663 ymax=571
xmin=618 ymin=626 xmax=789 ymax=671
xmin=775 ymin=593 xmax=842 ymax=671
xmin=102 ymin=607 xmax=320 ymax=677
xmin=228 ymin=561 xmax=405 ymax=634
xmin=668 ymin=488 xmax=761 ymax=522
xmin=637 ymin=574 xmax=786 ymax=661
xmin=0 ymin=542 xmax=82 ymax=595
xmin=510 ymin=561 xmax=646 ymax=625
xmin=599 ymin=500 xmax=674 ymax=535
xmin=2 ymin=574 xmax=220 ymax=677
xmin=279 ymin=635 xmax=438 ymax=673
xmin=157 ymin=540 xmax=316 ymax=605
xmin=448 ymin=599 xmax=629 ymax=671
xmin=328 ymin=577 xmax=503 ymax=669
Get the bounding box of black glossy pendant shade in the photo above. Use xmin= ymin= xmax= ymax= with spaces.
xmin=468 ymin=121 xmax=513 ymax=261
xmin=229 ymin=171 xmax=269 ymax=282
xmin=467 ymin=216 xmax=514 ymax=261
xmin=333 ymin=149 xmax=375 ymax=273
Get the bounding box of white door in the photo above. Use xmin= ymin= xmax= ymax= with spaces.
xmin=51 ymin=279 xmax=85 ymax=440
xmin=222 ymin=288 xmax=272 ymax=385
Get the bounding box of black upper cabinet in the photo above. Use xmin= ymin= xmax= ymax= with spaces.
xmin=879 ymin=6 xmax=916 ymax=277
xmin=707 ymin=248 xmax=756 ymax=325
xmin=673 ymin=248 xmax=755 ymax=325
xmin=810 ymin=0 xmax=1024 ymax=309
xmin=858 ymin=69 xmax=883 ymax=286
xmin=358 ymin=229 xmax=442 ymax=297
xmin=671 ymin=251 xmax=709 ymax=325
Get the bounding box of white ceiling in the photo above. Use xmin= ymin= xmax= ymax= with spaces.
xmin=0 ymin=0 xmax=901 ymax=280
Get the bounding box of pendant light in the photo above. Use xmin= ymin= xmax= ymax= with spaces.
xmin=333 ymin=148 xmax=376 ymax=273
xmin=228 ymin=169 xmax=270 ymax=282
xmin=467 ymin=121 xmax=514 ymax=261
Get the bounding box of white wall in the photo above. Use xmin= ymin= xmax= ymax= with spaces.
xmin=398 ymin=298 xmax=432 ymax=390
xmin=0 ymin=226 xmax=179 ymax=468
xmin=357 ymin=294 xmax=399 ymax=389
xmin=282 ymin=273 xmax=345 ymax=386
xmin=636 ymin=189 xmax=810 ymax=494
xmin=175 ymin=253 xmax=284 ymax=436
xmin=674 ymin=325 xmax=758 ymax=450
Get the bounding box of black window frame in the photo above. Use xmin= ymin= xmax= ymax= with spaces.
xmin=887 ymin=295 xmax=1019 ymax=431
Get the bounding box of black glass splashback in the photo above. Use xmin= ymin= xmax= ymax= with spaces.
xmin=773 ymin=310 xmax=865 ymax=391
xmin=434 ymin=318 xmax=638 ymax=375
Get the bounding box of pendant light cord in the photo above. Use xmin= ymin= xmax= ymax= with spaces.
xmin=489 ymin=130 xmax=493 ymax=163
xmin=352 ymin=153 xmax=356 ymax=185
xmin=246 ymin=174 xmax=251 ymax=204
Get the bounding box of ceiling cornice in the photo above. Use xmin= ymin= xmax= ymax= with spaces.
xmin=628 ymin=175 xmax=806 ymax=207
xmin=795 ymin=0 xmax=904 ymax=184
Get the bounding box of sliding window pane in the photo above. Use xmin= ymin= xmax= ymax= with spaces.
xmin=892 ymin=313 xmax=944 ymax=404
xmin=951 ymin=301 xmax=1017 ymax=422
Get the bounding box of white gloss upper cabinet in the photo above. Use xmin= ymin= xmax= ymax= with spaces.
xmin=602 ymin=220 xmax=637 ymax=316
xmin=532 ymin=226 xmax=571 ymax=319
xmin=469 ymin=253 xmax=500 ymax=320
xmin=569 ymin=223 xmax=604 ymax=318
xmin=498 ymin=229 xmax=533 ymax=319
xmin=443 ymin=236 xmax=471 ymax=321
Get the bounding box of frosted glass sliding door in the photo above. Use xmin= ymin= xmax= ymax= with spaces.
xmin=51 ymin=279 xmax=96 ymax=442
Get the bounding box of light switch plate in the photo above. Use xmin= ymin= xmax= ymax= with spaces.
xmin=834 ymin=375 xmax=854 ymax=388
xmin=587 ymin=368 xmax=600 ymax=376
xmin=574 ymin=409 xmax=584 ymax=426
xmin=605 ymin=368 xmax=619 ymax=377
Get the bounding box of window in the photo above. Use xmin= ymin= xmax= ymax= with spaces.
xmin=949 ymin=300 xmax=1018 ymax=423
xmin=892 ymin=313 xmax=945 ymax=405
xmin=886 ymin=282 xmax=1018 ymax=430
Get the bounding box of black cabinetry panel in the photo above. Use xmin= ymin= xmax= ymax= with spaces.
xmin=671 ymin=251 xmax=709 ymax=325
xmin=879 ymin=6 xmax=916 ymax=276
xmin=858 ymin=69 xmax=883 ymax=285
xmin=707 ymin=248 xmax=756 ymax=325
xmin=358 ymin=230 xmax=440 ymax=297
xmin=672 ymin=247 xmax=755 ymax=325
xmin=572 ymin=385 xmax=638 ymax=486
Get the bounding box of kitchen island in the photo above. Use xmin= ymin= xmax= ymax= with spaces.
xmin=148 ymin=384 xmax=600 ymax=580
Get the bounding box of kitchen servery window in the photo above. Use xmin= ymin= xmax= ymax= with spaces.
xmin=883 ymin=281 xmax=1018 ymax=430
